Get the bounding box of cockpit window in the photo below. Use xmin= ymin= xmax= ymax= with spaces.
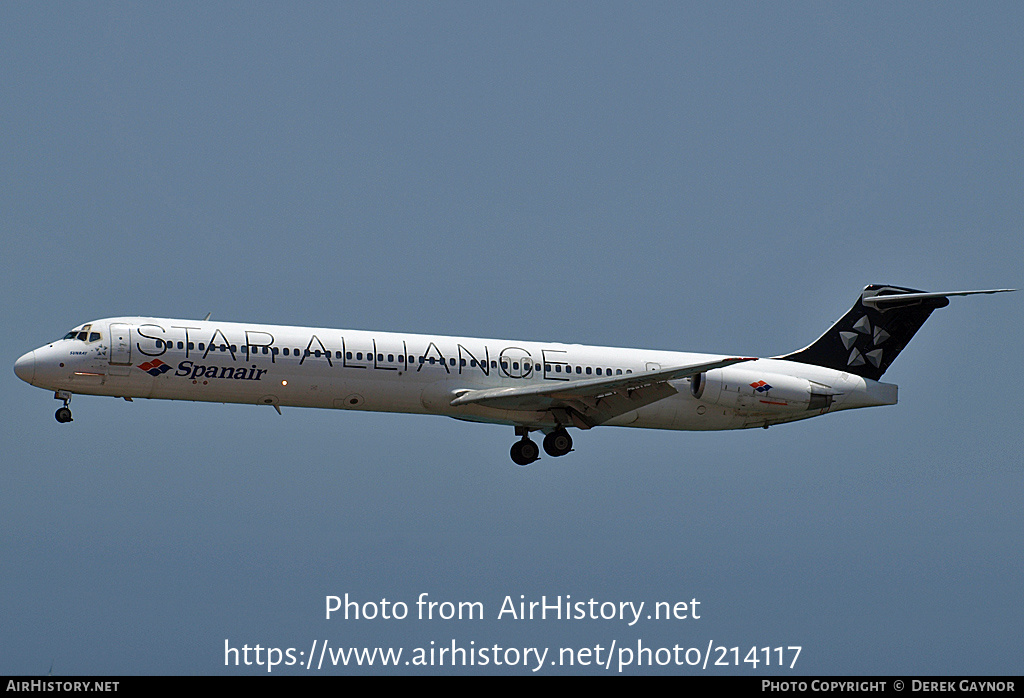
xmin=62 ymin=324 xmax=101 ymax=343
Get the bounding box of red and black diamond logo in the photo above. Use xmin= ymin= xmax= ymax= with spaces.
xmin=138 ymin=359 xmax=172 ymax=376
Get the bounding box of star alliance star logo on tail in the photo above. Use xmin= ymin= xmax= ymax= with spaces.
xmin=750 ymin=380 xmax=772 ymax=393
xmin=138 ymin=359 xmax=172 ymax=376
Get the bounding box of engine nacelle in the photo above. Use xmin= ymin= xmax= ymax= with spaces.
xmin=691 ymin=369 xmax=834 ymax=413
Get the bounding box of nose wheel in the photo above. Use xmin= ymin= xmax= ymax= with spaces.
xmin=54 ymin=391 xmax=73 ymax=423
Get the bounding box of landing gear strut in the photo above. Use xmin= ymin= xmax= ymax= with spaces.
xmin=54 ymin=391 xmax=73 ymax=423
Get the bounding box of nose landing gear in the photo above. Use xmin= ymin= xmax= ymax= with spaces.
xmin=54 ymin=391 xmax=73 ymax=423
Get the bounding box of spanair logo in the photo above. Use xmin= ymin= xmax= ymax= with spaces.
xmin=138 ymin=359 xmax=172 ymax=376
xmin=750 ymin=380 xmax=772 ymax=393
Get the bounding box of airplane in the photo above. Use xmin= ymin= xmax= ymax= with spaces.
xmin=13 ymin=284 xmax=1014 ymax=465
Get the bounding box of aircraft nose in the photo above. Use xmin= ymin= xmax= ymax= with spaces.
xmin=14 ymin=351 xmax=36 ymax=384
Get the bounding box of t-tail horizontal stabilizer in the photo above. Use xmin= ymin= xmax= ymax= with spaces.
xmin=779 ymin=285 xmax=1015 ymax=381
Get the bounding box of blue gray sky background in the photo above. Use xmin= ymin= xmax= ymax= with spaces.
xmin=2 ymin=2 xmax=1021 ymax=675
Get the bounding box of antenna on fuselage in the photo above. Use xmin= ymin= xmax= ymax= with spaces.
xmin=202 ymin=312 xmax=211 ymax=321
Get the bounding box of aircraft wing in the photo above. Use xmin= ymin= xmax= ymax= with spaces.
xmin=450 ymin=356 xmax=756 ymax=428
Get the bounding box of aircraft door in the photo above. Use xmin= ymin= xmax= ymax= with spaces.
xmin=109 ymin=323 xmax=132 ymax=365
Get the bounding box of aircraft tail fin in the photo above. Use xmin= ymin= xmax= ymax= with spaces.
xmin=779 ymin=285 xmax=1015 ymax=380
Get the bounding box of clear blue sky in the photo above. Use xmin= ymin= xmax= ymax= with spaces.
xmin=2 ymin=2 xmax=1021 ymax=675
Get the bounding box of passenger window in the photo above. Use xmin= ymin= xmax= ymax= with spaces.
xmin=616 ymin=369 xmax=623 ymax=375
xmin=596 ymin=368 xmax=602 ymax=375
xmin=586 ymin=367 xmax=592 ymax=375
xmin=356 ymin=353 xmax=363 ymax=360
xmin=346 ymin=352 xmax=353 ymax=359
xmin=388 ymin=354 xmax=395 ymax=362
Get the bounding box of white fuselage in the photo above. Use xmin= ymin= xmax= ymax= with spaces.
xmin=15 ymin=317 xmax=897 ymax=432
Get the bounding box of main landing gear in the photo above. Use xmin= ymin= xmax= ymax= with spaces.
xmin=543 ymin=429 xmax=573 ymax=457
xmin=54 ymin=391 xmax=73 ymax=423
xmin=509 ymin=427 xmax=573 ymax=466
xmin=510 ymin=437 xmax=540 ymax=466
